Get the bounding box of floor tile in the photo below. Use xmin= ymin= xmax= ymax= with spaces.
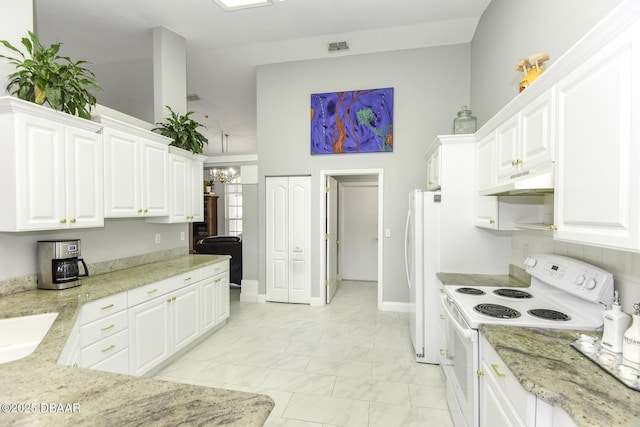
xmin=369 ymin=402 xmax=454 ymax=427
xmin=332 ymin=377 xmax=411 ymax=405
xmin=283 ymin=393 xmax=370 ymax=426
xmin=155 ymin=281 xmax=452 ymax=426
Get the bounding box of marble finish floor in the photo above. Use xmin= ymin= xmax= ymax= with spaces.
xmin=154 ymin=281 xmax=453 ymax=427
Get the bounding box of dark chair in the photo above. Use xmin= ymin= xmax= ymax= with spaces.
xmin=195 ymin=235 xmax=242 ymax=286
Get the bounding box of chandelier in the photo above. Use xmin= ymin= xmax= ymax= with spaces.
xmin=209 ymin=168 xmax=236 ymax=184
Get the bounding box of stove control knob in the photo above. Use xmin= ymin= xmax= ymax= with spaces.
xmin=584 ymin=278 xmax=597 ymax=290
xmin=524 ymin=257 xmax=537 ymax=268
xmin=574 ymin=275 xmax=586 ymax=286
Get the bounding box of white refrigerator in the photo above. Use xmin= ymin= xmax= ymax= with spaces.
xmin=405 ymin=189 xmax=441 ymax=364
xmin=404 ymin=187 xmax=511 ymax=364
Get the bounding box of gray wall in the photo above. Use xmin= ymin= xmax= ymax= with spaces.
xmin=256 ymin=44 xmax=471 ymax=303
xmin=0 ymin=220 xmax=187 ymax=281
xmin=92 ymin=58 xmax=155 ymax=123
xmin=470 ymin=0 xmax=622 ymax=126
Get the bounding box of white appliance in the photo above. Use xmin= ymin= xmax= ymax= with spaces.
xmin=404 ymin=187 xmax=511 ymax=364
xmin=440 ymin=253 xmax=614 ymax=427
xmin=405 ymin=189 xmax=441 ymax=363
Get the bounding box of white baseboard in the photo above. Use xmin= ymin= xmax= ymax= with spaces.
xmin=381 ymin=301 xmax=410 ymax=312
xmin=239 ymin=279 xmax=267 ymax=303
xmin=309 ymin=296 xmax=323 ymax=306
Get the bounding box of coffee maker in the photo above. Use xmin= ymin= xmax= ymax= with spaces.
xmin=37 ymin=239 xmax=89 ymax=290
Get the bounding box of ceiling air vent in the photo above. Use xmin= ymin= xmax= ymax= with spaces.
xmin=328 ymin=41 xmax=349 ymax=52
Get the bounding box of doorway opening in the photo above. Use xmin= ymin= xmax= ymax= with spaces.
xmin=319 ymin=169 xmax=384 ymax=309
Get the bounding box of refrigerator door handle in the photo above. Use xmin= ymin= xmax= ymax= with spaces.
xmin=404 ymin=209 xmax=411 ymax=288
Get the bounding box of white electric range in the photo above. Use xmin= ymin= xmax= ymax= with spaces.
xmin=439 ymin=253 xmax=614 ymax=427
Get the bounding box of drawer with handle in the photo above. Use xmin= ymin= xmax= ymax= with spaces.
xmin=80 ymin=292 xmax=128 ymax=325
xmin=128 ymin=275 xmax=178 ymax=307
xmin=80 ymin=310 xmax=128 ymax=347
xmin=199 ymin=261 xmax=229 ymax=279
xmin=80 ymin=329 xmax=128 ymax=367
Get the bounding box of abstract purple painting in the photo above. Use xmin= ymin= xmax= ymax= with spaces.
xmin=310 ymin=87 xmax=393 ymax=154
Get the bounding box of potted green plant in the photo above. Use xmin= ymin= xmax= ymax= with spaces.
xmin=0 ymin=31 xmax=99 ymax=119
xmin=153 ymin=106 xmax=209 ymax=154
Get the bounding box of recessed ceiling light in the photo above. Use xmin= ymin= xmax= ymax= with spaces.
xmin=213 ymin=0 xmax=274 ymax=11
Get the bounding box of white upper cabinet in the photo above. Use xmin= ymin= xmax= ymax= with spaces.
xmin=520 ymin=90 xmax=554 ymax=173
xmin=476 ymin=131 xmax=496 ymax=193
xmin=147 ymin=147 xmax=205 ymax=224
xmin=495 ymin=91 xmax=554 ymax=185
xmin=0 ymin=97 xmax=103 ymax=231
xmin=554 ymin=20 xmax=640 ymax=250
xmin=478 ymin=89 xmax=554 ymax=196
xmin=99 ymin=117 xmax=170 ymax=218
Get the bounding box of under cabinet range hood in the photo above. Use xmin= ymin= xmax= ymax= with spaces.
xmin=479 ymin=164 xmax=554 ymax=196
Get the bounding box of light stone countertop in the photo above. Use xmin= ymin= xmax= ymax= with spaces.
xmin=480 ymin=326 xmax=640 ymax=427
xmin=0 ymin=254 xmax=274 ymax=426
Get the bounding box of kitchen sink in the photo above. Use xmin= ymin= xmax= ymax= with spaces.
xmin=0 ymin=312 xmax=58 ymax=363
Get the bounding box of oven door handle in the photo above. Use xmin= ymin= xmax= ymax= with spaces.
xmin=440 ymin=293 xmax=473 ymax=340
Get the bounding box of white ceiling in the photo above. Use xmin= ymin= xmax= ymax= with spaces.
xmin=34 ymin=0 xmax=491 ymax=156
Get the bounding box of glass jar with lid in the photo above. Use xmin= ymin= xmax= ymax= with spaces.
xmin=453 ymin=106 xmax=477 ymax=134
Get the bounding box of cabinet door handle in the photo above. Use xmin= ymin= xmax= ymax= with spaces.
xmin=548 ymin=224 xmax=558 ymax=231
xmin=183 ymin=277 xmax=192 ymax=281
xmin=147 ymin=288 xmax=158 ymax=295
xmin=167 ymin=298 xmax=172 ymax=303
xmin=440 ymin=314 xmax=445 ymax=319
xmin=101 ymin=344 xmax=115 ymax=353
xmin=137 ymin=209 xmax=143 ymax=213
xmin=172 ymin=296 xmax=176 ymax=301
xmin=491 ymin=364 xmax=506 ymax=378
xmin=100 ymin=304 xmax=114 ymax=310
xmin=101 ymin=324 xmax=116 ymax=331
xmin=440 ymin=349 xmax=445 ymax=355
xmin=143 ymin=209 xmax=148 ymax=213
xmin=489 ymin=219 xmax=495 ymax=225
xmin=70 ymin=218 xmax=76 ymax=223
xmin=60 ymin=219 xmax=67 ymax=224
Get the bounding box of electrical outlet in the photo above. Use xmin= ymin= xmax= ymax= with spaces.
xmin=155 ymin=234 xmax=161 ymax=244
xmin=385 ymin=228 xmax=391 ymax=238
xmin=180 ymin=231 xmax=185 ymax=241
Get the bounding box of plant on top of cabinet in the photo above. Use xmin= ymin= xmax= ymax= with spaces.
xmin=0 ymin=31 xmax=99 ymax=120
xmin=153 ymin=106 xmax=209 ymax=154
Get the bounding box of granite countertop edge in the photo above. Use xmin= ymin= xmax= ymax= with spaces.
xmin=480 ymin=325 xmax=640 ymax=427
xmin=0 ymin=254 xmax=274 ymax=426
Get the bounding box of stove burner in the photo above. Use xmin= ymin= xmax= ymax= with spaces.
xmin=493 ymin=288 xmax=533 ymax=299
xmin=473 ymin=303 xmax=521 ymax=319
xmin=455 ymin=287 xmax=486 ymax=295
xmin=528 ymin=309 xmax=571 ymax=321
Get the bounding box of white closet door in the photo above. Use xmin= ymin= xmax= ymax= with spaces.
xmin=266 ymin=176 xmax=311 ymax=304
xmin=288 ymin=177 xmax=311 ymax=303
xmin=266 ymin=177 xmax=290 ymax=302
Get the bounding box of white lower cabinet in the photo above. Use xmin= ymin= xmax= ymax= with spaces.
xmin=202 ymin=269 xmax=230 ymax=332
xmin=128 ymin=294 xmax=172 ymax=376
xmin=60 ymin=260 xmax=230 ymax=377
xmin=479 ymin=334 xmax=552 ymax=427
xmin=77 ymin=294 xmax=130 ymax=375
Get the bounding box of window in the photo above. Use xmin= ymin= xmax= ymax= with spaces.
xmin=226 ymin=176 xmax=242 ymax=236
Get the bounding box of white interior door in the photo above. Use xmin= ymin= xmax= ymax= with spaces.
xmin=266 ymin=177 xmax=289 ymax=302
xmin=339 ymin=183 xmax=378 ymax=281
xmin=326 ymin=176 xmax=338 ymax=303
xmin=288 ymin=177 xmax=311 ymax=303
xmin=266 ymin=176 xmax=311 ymax=304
